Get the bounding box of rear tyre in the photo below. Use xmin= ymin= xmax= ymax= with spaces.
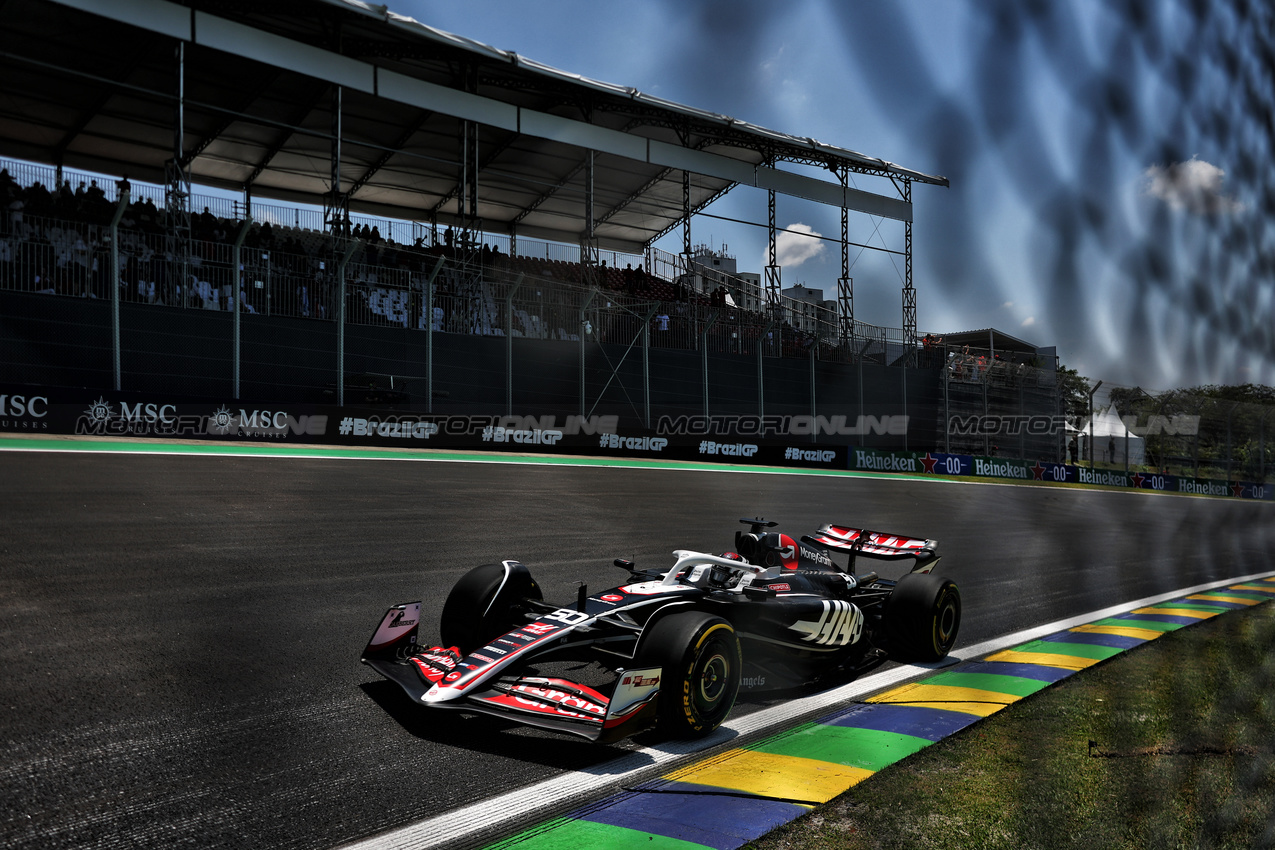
xmin=440 ymin=561 xmax=542 ymax=655
xmin=636 ymin=612 xmax=742 ymax=738
xmin=885 ymin=573 xmax=961 ymax=662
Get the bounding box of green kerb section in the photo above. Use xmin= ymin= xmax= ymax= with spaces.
xmin=749 ymin=723 xmax=932 ymax=773
xmin=0 ymin=437 xmax=937 ymax=481
xmin=1143 ymin=603 xmax=1231 ymax=613
xmin=1014 ymin=640 xmax=1125 ymax=660
xmin=483 ymin=817 xmax=710 ymax=850
xmin=1088 ymin=618 xmax=1178 ymax=633
xmin=924 ymin=671 xmax=1051 ymax=698
xmin=1198 ymin=591 xmax=1275 ymax=602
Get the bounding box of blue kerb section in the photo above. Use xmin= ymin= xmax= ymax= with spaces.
xmin=1041 ymin=631 xmax=1147 ymax=650
xmin=1116 ymin=612 xmax=1200 ymax=626
xmin=575 ymin=789 xmax=807 ymax=850
xmin=963 ymin=661 xmax=1075 ymax=683
xmin=819 ymin=703 xmax=983 ymax=741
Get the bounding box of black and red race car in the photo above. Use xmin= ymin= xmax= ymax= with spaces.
xmin=361 ymin=518 xmax=960 ymax=744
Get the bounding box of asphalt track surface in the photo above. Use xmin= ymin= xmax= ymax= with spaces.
xmin=1 ymin=446 xmax=1272 ymax=849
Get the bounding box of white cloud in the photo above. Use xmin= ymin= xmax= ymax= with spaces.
xmin=1142 ymin=157 xmax=1243 ymax=215
xmin=766 ymin=223 xmax=826 ymax=270
xmin=1021 ymin=316 xmax=1036 ymax=328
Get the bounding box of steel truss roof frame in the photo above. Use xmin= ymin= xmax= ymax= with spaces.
xmin=3 ymin=0 xmax=946 ymax=258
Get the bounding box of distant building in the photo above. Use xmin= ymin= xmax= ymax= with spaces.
xmin=781 ymin=284 xmax=838 ymax=335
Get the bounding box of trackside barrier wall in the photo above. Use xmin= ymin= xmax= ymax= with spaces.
xmin=0 ymin=384 xmax=1270 ymax=501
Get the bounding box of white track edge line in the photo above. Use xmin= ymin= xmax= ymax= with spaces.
xmin=339 ymin=568 xmax=1275 ymax=850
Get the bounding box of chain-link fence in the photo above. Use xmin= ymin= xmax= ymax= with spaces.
xmin=1077 ymin=383 xmax=1274 ymax=483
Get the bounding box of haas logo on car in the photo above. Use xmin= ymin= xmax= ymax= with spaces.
xmin=777 ymin=534 xmax=799 ymax=569
xmin=790 ymin=600 xmax=864 ymax=646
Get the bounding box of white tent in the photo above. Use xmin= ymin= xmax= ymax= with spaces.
xmin=1076 ymin=406 xmax=1146 ymax=465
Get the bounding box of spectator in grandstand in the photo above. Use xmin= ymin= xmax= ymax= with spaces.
xmin=25 ymin=181 xmax=52 ymax=218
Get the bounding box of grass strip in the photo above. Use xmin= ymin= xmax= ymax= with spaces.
xmin=744 ymin=600 xmax=1275 ymax=850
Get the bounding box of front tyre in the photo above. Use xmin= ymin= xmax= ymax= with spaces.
xmin=885 ymin=573 xmax=961 ymax=662
xmin=637 ymin=612 xmax=742 ymax=738
xmin=439 ymin=561 xmax=542 ymax=655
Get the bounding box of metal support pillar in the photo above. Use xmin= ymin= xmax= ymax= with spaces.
xmin=581 ymin=150 xmax=599 ymax=287
xmin=231 ymin=218 xmax=251 ymax=399
xmin=838 ymin=167 xmax=854 ymax=343
xmin=901 ymin=178 xmax=917 ymax=362
xmin=765 ymin=182 xmax=781 ymax=326
xmin=837 ymin=277 xmax=854 ymax=344
xmin=578 ymin=290 xmax=597 ymax=417
xmin=166 ymin=42 xmax=191 ymax=309
xmin=108 ymin=190 xmax=129 ymax=391
xmin=458 ymin=110 xmax=480 ymax=263
xmin=682 ymin=169 xmax=692 ymax=257
xmin=325 ymin=85 xmax=349 ymax=238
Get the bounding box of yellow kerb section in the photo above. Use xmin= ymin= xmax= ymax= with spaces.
xmin=664 ymin=749 xmax=874 ymax=804
xmin=868 ymin=683 xmax=1020 ymax=707
xmin=1186 ymin=594 xmax=1262 ymax=606
xmin=1070 ymin=623 xmax=1165 ymax=641
xmin=1130 ymin=606 xmax=1217 ymax=620
xmin=985 ymin=649 xmax=1102 ymax=670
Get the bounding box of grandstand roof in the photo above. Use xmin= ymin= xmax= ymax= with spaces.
xmin=1 ymin=0 xmax=947 ymax=253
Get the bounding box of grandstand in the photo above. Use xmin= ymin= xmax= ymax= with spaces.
xmin=0 ymin=0 xmax=1060 ymax=458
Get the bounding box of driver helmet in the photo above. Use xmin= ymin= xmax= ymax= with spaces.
xmin=709 ymin=551 xmax=754 ymax=587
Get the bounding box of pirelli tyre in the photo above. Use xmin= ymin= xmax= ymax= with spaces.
xmin=637 ymin=612 xmax=742 ymax=738
xmin=885 ymin=573 xmax=961 ymax=662
xmin=440 ymin=561 xmax=542 ymax=655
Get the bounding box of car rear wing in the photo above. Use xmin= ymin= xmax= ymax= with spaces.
xmin=804 ymin=524 xmax=941 ymax=574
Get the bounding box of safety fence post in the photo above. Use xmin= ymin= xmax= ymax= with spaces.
xmin=108 ymin=190 xmax=129 ymax=391
xmin=335 ymin=241 xmax=357 ymax=406
xmin=505 ymin=273 xmax=524 ymax=416
xmin=231 ymin=218 xmax=251 ymax=399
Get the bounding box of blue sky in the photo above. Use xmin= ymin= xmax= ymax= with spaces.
xmin=400 ymin=0 xmax=1273 ymax=390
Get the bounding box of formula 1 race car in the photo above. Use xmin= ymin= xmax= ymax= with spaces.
xmin=361 ymin=518 xmax=960 ymax=744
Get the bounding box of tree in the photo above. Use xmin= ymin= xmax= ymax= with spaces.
xmin=1056 ymin=365 xmax=1091 ymax=426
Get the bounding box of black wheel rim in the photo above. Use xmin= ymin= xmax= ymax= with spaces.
xmin=935 ymin=595 xmax=959 ymax=650
xmin=695 ymin=648 xmax=731 ymax=711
